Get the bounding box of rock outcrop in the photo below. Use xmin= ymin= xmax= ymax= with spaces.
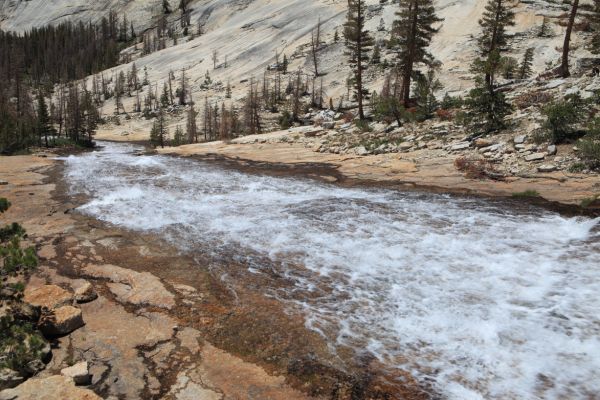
xmin=83 ymin=264 xmax=175 ymax=309
xmin=0 ymin=375 xmax=101 ymax=400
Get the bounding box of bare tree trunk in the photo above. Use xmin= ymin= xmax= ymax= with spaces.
xmin=560 ymin=0 xmax=579 ymax=78
xmin=311 ymin=18 xmax=321 ymax=77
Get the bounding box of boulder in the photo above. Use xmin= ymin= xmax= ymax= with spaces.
xmin=24 ymin=285 xmax=73 ymax=310
xmin=538 ymin=164 xmax=558 ymax=173
xmin=321 ymin=121 xmax=335 ymax=130
xmin=525 ymin=153 xmax=546 ymax=162
xmin=514 ymin=135 xmax=527 ymax=144
xmin=61 ymin=362 xmax=91 ymax=385
xmin=0 ymin=375 xmax=101 ymax=400
xmin=41 ymin=306 xmax=84 ymax=336
xmin=547 ymin=144 xmax=557 ymax=155
xmin=74 ymin=282 xmax=97 ymax=304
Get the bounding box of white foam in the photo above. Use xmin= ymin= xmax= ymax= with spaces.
xmin=64 ymin=142 xmax=600 ymax=399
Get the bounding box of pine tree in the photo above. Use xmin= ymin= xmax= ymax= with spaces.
xmin=36 ymin=91 xmax=53 ymax=147
xmin=467 ymin=0 xmax=515 ymax=133
xmin=392 ymin=0 xmax=442 ymax=104
xmin=173 ymin=125 xmax=185 ymax=146
xmin=476 ymin=0 xmax=515 ymax=90
xmin=150 ymin=108 xmax=168 ymax=148
xmin=372 ymin=43 xmax=381 ymax=64
xmin=282 ymin=54 xmax=289 ymax=74
xmin=161 ymin=82 xmax=170 ymax=108
xmin=225 ymin=81 xmax=232 ymax=98
xmin=537 ymin=16 xmax=552 ymax=38
xmin=414 ymin=68 xmax=442 ymax=121
xmin=186 ymin=102 xmax=198 ymax=143
xmin=178 ymin=69 xmax=188 ymax=105
xmin=560 ymin=0 xmax=579 ymax=78
xmin=518 ymin=48 xmax=534 ymax=79
xmin=344 ymin=0 xmax=374 ymax=120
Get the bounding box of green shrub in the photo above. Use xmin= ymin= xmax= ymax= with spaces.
xmin=512 ymin=190 xmax=541 ymax=198
xmin=542 ymin=98 xmax=584 ymax=144
xmin=355 ymin=120 xmax=372 ymax=133
xmin=466 ymin=85 xmax=513 ymax=134
xmin=580 ymin=194 xmax=600 ymax=208
xmin=279 ymin=110 xmax=293 ymax=129
xmin=0 ymin=198 xmax=9 ymax=213
xmin=569 ymin=162 xmax=586 ymax=172
xmin=578 ymin=137 xmax=600 ymax=169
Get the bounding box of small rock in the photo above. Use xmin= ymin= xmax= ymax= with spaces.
xmin=321 ymin=121 xmax=335 ymax=129
xmin=74 ymin=282 xmax=97 ymax=304
xmin=61 ymin=362 xmax=91 ymax=385
xmin=538 ymin=164 xmax=558 ymax=173
xmin=474 ymin=138 xmax=493 ymax=148
xmin=41 ymin=306 xmax=84 ymax=336
xmin=451 ymin=142 xmax=470 ymax=151
xmin=547 ymin=144 xmax=557 ymax=155
xmin=399 ymin=142 xmax=413 ymax=151
xmin=354 ymin=146 xmax=369 ymax=156
xmin=24 ymin=285 xmax=73 ymax=310
xmin=514 ymin=135 xmax=527 ymax=144
xmin=525 ymin=153 xmax=546 ymax=162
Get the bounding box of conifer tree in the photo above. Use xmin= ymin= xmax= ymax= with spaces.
xmin=161 ymin=82 xmax=170 ymax=107
xmin=344 ymin=0 xmax=374 ymax=120
xmin=537 ymin=16 xmax=552 ymax=38
xmin=467 ymin=0 xmax=515 ymax=133
xmin=150 ymin=108 xmax=168 ymax=148
xmin=36 ymin=91 xmax=53 ymax=147
xmin=282 ymin=54 xmax=289 ymax=74
xmin=392 ymin=0 xmax=442 ymax=104
xmin=414 ymin=68 xmax=442 ymax=121
xmin=186 ymin=101 xmax=198 ymax=143
xmin=518 ymin=48 xmax=534 ymax=79
xmin=476 ymin=0 xmax=515 ymax=91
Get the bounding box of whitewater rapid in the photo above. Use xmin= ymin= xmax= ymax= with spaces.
xmin=63 ymin=142 xmax=600 ymax=400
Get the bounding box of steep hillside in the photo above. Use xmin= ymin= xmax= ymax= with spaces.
xmin=1 ymin=0 xmax=597 ymax=141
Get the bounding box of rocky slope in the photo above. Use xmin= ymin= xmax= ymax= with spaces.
xmin=3 ymin=0 xmax=596 ymax=140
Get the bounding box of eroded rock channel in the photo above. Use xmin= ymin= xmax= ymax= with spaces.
xmin=3 ymin=142 xmax=600 ymax=400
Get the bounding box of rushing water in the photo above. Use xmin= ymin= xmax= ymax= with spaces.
xmin=63 ymin=141 xmax=600 ymax=400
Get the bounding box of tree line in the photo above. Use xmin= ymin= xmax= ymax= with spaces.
xmin=0 ymin=11 xmax=132 ymax=153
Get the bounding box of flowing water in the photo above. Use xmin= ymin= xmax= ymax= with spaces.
xmin=63 ymin=141 xmax=600 ymax=400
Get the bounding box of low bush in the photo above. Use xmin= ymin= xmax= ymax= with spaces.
xmin=512 ymin=190 xmax=541 ymax=198
xmin=454 ymin=156 xmax=503 ymax=180
xmin=578 ymin=137 xmax=600 ymax=169
xmin=542 ymin=97 xmax=585 ymax=144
